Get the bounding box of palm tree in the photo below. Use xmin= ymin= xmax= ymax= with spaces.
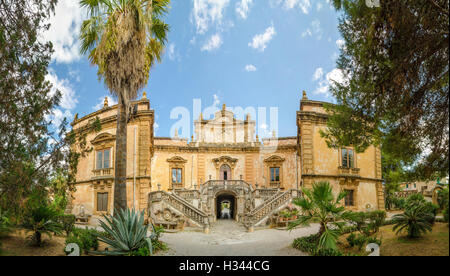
xmin=79 ymin=0 xmax=170 ymax=211
xmin=288 ymin=182 xmax=352 ymax=250
xmin=392 ymin=205 xmax=434 ymax=239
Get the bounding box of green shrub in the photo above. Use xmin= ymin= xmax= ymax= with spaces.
xmin=346 ymin=233 xmax=357 ymax=247
xmin=131 ymin=246 xmax=151 ymax=256
xmin=437 ymin=188 xmax=449 ymax=211
xmin=346 ymin=210 xmax=386 ymax=236
xmin=353 ymin=234 xmax=368 ymax=250
xmin=367 ymin=210 xmax=386 ymax=234
xmin=58 ymin=214 xmax=76 ymax=236
xmin=292 ymin=234 xmax=320 ymax=253
xmin=22 ymin=203 xmax=62 ymax=246
xmin=311 ymin=248 xmax=344 ymax=256
xmin=0 ymin=208 xmax=12 ymax=238
xmin=393 ymin=205 xmax=434 ymax=239
xmin=392 ymin=197 xmax=406 ymax=210
xmin=406 ymin=193 xmax=426 ymax=206
xmin=65 ymin=227 xmax=99 ymax=254
xmin=367 ymin=236 xmax=382 ymax=246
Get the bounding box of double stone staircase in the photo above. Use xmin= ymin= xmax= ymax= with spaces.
xmin=148 ymin=181 xmax=302 ymax=233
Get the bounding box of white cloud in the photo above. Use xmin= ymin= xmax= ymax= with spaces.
xmin=276 ymin=0 xmax=311 ymax=14
xmin=301 ymin=19 xmax=323 ymax=40
xmin=168 ymin=43 xmax=176 ymax=60
xmin=301 ymin=29 xmax=312 ymax=37
xmin=93 ymin=96 xmax=118 ymax=111
xmin=192 ymin=0 xmax=230 ymax=34
xmin=245 ymin=64 xmax=257 ymax=72
xmin=317 ymin=2 xmax=323 ymax=11
xmin=167 ymin=43 xmax=181 ymax=61
xmin=213 ymin=94 xmax=220 ymax=106
xmin=248 ymin=26 xmax=276 ymax=52
xmin=46 ymin=72 xmax=78 ymax=111
xmin=201 ymin=34 xmax=223 ymax=51
xmin=312 ymin=68 xmax=348 ymax=97
xmin=42 ymin=1 xmax=84 ymax=63
xmin=236 ymin=0 xmax=253 ymax=19
xmin=313 ymin=67 xmax=324 ymax=81
xmin=336 ymin=39 xmax=345 ymax=49
xmin=45 ymin=71 xmax=78 ymax=128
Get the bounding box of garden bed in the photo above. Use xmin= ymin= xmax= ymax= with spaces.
xmin=338 ymin=223 xmax=449 ymax=256
xmin=0 ymin=228 xmax=66 ymax=256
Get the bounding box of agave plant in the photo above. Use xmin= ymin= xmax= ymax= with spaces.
xmin=96 ymin=208 xmax=156 ymax=256
xmin=392 ymin=205 xmax=434 ymax=239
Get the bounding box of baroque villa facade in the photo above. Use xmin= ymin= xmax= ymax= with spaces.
xmin=69 ymin=92 xmax=385 ymax=231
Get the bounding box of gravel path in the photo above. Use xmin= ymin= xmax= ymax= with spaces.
xmin=157 ymin=220 xmax=320 ymax=256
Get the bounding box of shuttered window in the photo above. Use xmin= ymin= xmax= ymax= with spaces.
xmin=97 ymin=193 xmax=108 ymax=212
xmin=345 ymin=190 xmax=355 ymax=207
xmin=96 ymin=149 xmax=111 ymax=169
xmin=341 ymin=148 xmax=355 ymax=168
xmin=270 ymin=167 xmax=280 ymax=182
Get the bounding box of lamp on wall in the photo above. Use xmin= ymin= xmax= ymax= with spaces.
xmin=157 ymin=183 xmax=161 ymax=191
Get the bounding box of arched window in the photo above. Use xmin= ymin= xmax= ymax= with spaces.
xmin=220 ymin=165 xmax=232 ymax=181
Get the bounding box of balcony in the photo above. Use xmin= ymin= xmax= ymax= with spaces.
xmin=269 ymin=182 xmax=282 ymax=189
xmin=92 ymin=168 xmax=114 ymax=179
xmin=170 ymin=183 xmax=184 ymax=190
xmin=338 ymin=166 xmax=360 ymax=177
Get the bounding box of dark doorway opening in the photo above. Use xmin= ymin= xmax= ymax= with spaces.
xmin=216 ymin=194 xmax=236 ymax=220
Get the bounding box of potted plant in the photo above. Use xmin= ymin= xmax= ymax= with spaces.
xmin=291 ymin=209 xmax=299 ymax=220
xmin=281 ymin=210 xmax=291 ymax=222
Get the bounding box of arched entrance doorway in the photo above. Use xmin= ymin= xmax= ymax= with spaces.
xmin=216 ymin=193 xmax=236 ymax=220
xmin=220 ymin=164 xmax=232 ymax=180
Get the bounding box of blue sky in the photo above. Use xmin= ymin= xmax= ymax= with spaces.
xmin=45 ymin=0 xmax=345 ymax=139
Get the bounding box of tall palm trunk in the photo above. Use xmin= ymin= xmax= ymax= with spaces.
xmin=114 ymin=95 xmax=128 ymax=212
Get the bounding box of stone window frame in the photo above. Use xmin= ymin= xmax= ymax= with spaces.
xmin=339 ymin=147 xmax=357 ymax=169
xmin=269 ymin=167 xmax=281 ymax=185
xmin=339 ymin=179 xmax=359 ymax=211
xmin=93 ymin=182 xmax=113 ymax=215
xmin=344 ymin=189 xmax=355 ymax=207
xmin=212 ymin=156 xmax=238 ymax=181
xmin=91 ymin=133 xmax=116 ymax=173
xmin=167 ymin=156 xmax=188 ymax=190
xmin=264 ymin=156 xmax=286 ymax=188
xmin=96 ymin=191 xmax=109 ymax=212
xmin=95 ymin=149 xmax=112 ymax=170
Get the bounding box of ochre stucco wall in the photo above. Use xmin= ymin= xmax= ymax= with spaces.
xmin=69 ymin=93 xmax=384 ymax=221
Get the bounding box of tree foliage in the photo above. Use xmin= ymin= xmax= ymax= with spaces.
xmin=0 ymin=0 xmax=100 ymax=217
xmin=324 ymin=0 xmax=449 ymax=179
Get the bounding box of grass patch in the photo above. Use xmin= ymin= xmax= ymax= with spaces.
xmin=339 ymin=223 xmax=449 ymax=256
